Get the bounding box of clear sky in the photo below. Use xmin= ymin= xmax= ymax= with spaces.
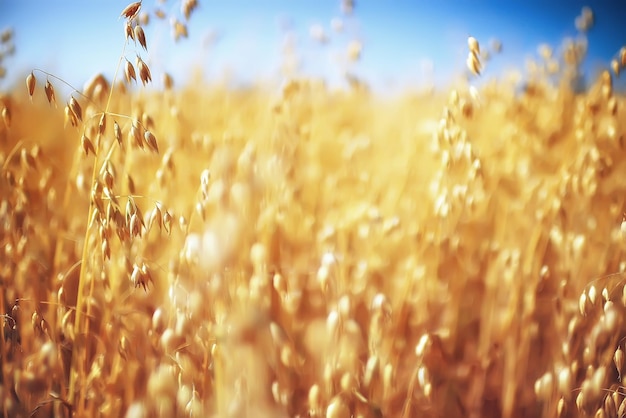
xmin=0 ymin=1 xmax=625 ymax=94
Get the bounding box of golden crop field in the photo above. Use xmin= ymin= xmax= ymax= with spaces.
xmin=1 ymin=2 xmax=626 ymax=417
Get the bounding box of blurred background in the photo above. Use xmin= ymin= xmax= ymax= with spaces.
xmin=0 ymin=0 xmax=625 ymax=94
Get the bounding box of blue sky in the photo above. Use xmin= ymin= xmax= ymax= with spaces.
xmin=0 ymin=1 xmax=625 ymax=94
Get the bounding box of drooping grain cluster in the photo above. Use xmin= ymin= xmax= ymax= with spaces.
xmin=1 ymin=3 xmax=626 ymax=418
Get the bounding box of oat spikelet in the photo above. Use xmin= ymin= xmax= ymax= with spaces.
xmin=124 ymin=59 xmax=137 ymax=84
xmin=134 ymin=25 xmax=147 ymax=50
xmin=615 ymin=347 xmax=624 ymax=380
xmin=619 ymin=397 xmax=626 ymax=418
xmin=144 ymin=130 xmax=159 ymax=153
xmin=620 ymin=47 xmax=626 ymax=67
xmin=466 ymin=36 xmax=483 ymax=76
xmin=173 ymin=19 xmax=188 ymax=41
xmin=26 ymin=71 xmax=36 ymax=98
xmin=610 ymin=59 xmax=620 ymax=77
xmin=182 ymin=0 xmax=198 ymax=20
xmin=579 ymin=292 xmax=588 ymax=316
xmin=125 ymin=23 xmax=135 ymax=42
xmin=98 ymin=113 xmax=107 ymax=135
xmin=130 ymin=213 xmax=142 ymax=238
xmin=44 ymin=79 xmax=56 ymax=106
xmin=114 ymin=121 xmax=122 ymax=146
xmin=69 ymin=96 xmax=83 ymax=122
xmin=136 ymin=56 xmax=152 ymax=85
xmin=148 ymin=204 xmax=163 ymax=232
xmin=1 ymin=106 xmax=10 ymax=128
xmin=81 ymin=134 xmax=96 ymax=156
xmin=102 ymin=240 xmax=111 ymax=260
xmin=64 ymin=104 xmax=78 ymax=128
xmin=467 ymin=52 xmax=481 ymax=76
xmin=557 ymin=398 xmax=566 ymax=417
xmin=130 ymin=121 xmax=143 ymax=148
xmin=163 ymin=210 xmax=172 ymax=235
xmin=468 ymin=36 xmax=480 ymax=55
xmin=121 ymin=1 xmax=141 ymax=20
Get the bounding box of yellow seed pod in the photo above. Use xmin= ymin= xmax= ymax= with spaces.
xmin=615 ymin=347 xmax=624 ymax=379
xmin=26 ymin=71 xmax=36 ymax=98
xmin=308 ymin=384 xmax=321 ymax=414
xmin=121 ymin=2 xmax=141 ymax=20
xmin=134 ymin=25 xmax=147 ymax=50
xmin=588 ymin=285 xmax=597 ymax=305
xmin=605 ymin=394 xmax=617 ymax=418
xmin=579 ymin=292 xmax=588 ymax=316
xmin=326 ymin=395 xmax=350 ymax=418
xmin=467 ymin=52 xmax=481 ymax=76
xmin=467 ymin=36 xmax=480 ymax=54
xmin=619 ymin=398 xmax=626 ymax=418
xmin=557 ymin=397 xmax=566 ymax=417
xmin=557 ymin=368 xmax=571 ymax=394
xmin=1 ymin=106 xmax=10 ymax=128
xmin=69 ymin=96 xmax=82 ymax=122
xmin=576 ymin=391 xmax=584 ymax=412
xmin=612 ymin=59 xmax=621 ymax=77
xmin=44 ymin=79 xmax=56 ymax=106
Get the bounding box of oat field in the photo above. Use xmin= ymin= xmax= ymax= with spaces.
xmin=1 ymin=2 xmax=626 ymax=418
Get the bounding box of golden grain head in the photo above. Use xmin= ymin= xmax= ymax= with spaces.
xmin=124 ymin=59 xmax=137 ymax=84
xmin=43 ymin=79 xmax=56 ymax=106
xmin=134 ymin=25 xmax=147 ymax=50
xmin=466 ymin=51 xmax=481 ymax=76
xmin=611 ymin=59 xmax=620 ymax=77
xmin=129 ymin=120 xmax=143 ymax=148
xmin=614 ymin=347 xmax=624 ymax=377
xmin=113 ymin=120 xmax=122 ymax=146
xmin=144 ymin=129 xmax=159 ymax=153
xmin=162 ymin=210 xmax=172 ymax=235
xmin=98 ymin=112 xmax=107 ymax=135
xmin=172 ymin=19 xmax=188 ymax=41
xmin=182 ymin=0 xmax=198 ymax=20
xmin=136 ymin=56 xmax=152 ymax=85
xmin=69 ymin=96 xmax=83 ymax=122
xmin=468 ymin=36 xmax=480 ymax=54
xmin=125 ymin=22 xmax=134 ymax=42
xmin=120 ymin=1 xmax=141 ymax=20
xmin=588 ymin=284 xmax=598 ymax=305
xmin=64 ymin=104 xmax=78 ymax=128
xmin=26 ymin=71 xmax=35 ymax=98
xmin=1 ymin=105 xmax=10 ymax=128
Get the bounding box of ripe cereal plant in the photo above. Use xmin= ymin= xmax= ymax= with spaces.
xmin=2 ymin=2 xmax=626 ymax=418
